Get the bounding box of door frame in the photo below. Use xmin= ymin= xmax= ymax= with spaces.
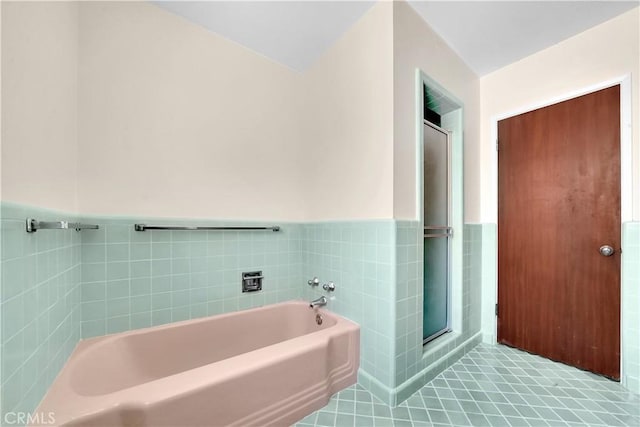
xmin=422 ymin=120 xmax=453 ymax=344
xmin=415 ymin=70 xmax=464 ymax=346
xmin=485 ymin=75 xmax=633 ymax=385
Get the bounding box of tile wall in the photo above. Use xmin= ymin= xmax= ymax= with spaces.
xmin=394 ymin=221 xmax=422 ymax=385
xmin=0 ymin=203 xmax=82 ymax=420
xmin=79 ymin=217 xmax=305 ymax=338
xmin=0 ymin=209 xmax=500 ymax=418
xmin=622 ymin=221 xmax=640 ymax=394
xmin=394 ymin=222 xmax=483 ymax=404
xmin=480 ymin=224 xmax=497 ymax=345
xmin=301 ymin=221 xmax=396 ymax=395
xmin=302 ymin=221 xmax=486 ymax=405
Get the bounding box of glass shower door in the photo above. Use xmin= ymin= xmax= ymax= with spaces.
xmin=423 ymin=122 xmax=452 ymax=344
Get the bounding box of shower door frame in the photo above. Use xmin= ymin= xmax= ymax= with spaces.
xmin=415 ymin=70 xmax=465 ymax=355
xmin=422 ymin=120 xmax=453 ymax=345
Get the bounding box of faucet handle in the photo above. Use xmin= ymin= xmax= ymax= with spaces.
xmin=322 ymin=282 xmax=335 ymax=292
xmin=308 ymin=277 xmax=320 ymax=287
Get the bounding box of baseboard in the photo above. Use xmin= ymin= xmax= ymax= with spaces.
xmin=357 ymin=369 xmax=394 ymax=406
xmin=390 ymin=332 xmax=483 ymax=406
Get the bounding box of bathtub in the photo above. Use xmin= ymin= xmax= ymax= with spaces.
xmin=33 ymin=301 xmax=360 ymax=426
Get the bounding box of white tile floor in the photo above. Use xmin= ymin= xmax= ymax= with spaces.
xmin=296 ymin=344 xmax=640 ymax=426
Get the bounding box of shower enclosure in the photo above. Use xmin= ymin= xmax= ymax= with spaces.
xmin=423 ymin=121 xmax=452 ymax=344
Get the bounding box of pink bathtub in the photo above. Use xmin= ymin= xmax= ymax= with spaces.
xmin=33 ymin=301 xmax=360 ymax=426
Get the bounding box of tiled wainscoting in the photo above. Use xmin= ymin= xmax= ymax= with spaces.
xmin=621 ymin=221 xmax=640 ymax=393
xmin=392 ymin=223 xmax=483 ymax=405
xmin=78 ymin=218 xmax=305 ymax=338
xmin=302 ymin=222 xmax=485 ymax=405
xmin=1 ymin=203 xmax=82 ymax=419
xmin=9 ymin=202 xmax=593 ymax=421
xmin=302 ymin=221 xmax=397 ymax=396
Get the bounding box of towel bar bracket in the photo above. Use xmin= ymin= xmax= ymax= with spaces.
xmin=26 ymin=218 xmax=99 ymax=233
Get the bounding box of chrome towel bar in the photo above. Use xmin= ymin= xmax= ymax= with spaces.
xmin=26 ymin=218 xmax=99 ymax=233
xmin=134 ymin=224 xmax=280 ymax=232
xmin=424 ymin=225 xmax=453 ymax=238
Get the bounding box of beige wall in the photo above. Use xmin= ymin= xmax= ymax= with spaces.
xmin=3 ymin=1 xmax=634 ymax=224
xmin=392 ymin=1 xmax=481 ymax=222
xmin=480 ymin=7 xmax=640 ymax=222
xmin=1 ymin=1 xmax=79 ymax=212
xmin=0 ymin=1 xmax=3 ymax=208
xmin=0 ymin=1 xmax=478 ymax=222
xmin=78 ymin=2 xmax=307 ymax=220
xmin=302 ymin=1 xmax=394 ymax=220
xmin=2 ymin=1 xmax=396 ymax=221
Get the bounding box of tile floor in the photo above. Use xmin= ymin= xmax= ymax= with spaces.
xmin=296 ymin=344 xmax=640 ymax=427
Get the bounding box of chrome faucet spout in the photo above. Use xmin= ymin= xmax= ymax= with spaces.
xmin=309 ymin=296 xmax=327 ymax=308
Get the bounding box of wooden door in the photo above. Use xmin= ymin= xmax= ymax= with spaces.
xmin=497 ymin=85 xmax=621 ymax=379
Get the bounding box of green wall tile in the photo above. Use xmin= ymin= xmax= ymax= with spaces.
xmin=81 ymin=301 xmax=105 ymax=321
xmin=106 ymin=316 xmax=129 ymax=334
xmin=107 ymin=298 xmax=130 ymax=317
xmin=82 ymin=263 xmax=105 ymax=283
xmin=152 ymin=293 xmax=171 ymax=311
xmin=81 ymin=319 xmax=105 ymax=338
xmin=1 ymin=202 xmax=82 ymax=421
xmin=131 ymin=295 xmax=151 ymax=313
xmin=105 ymin=225 xmax=129 ymax=244
xmin=106 ymin=280 xmax=129 ymax=299
xmin=82 ymin=282 xmax=105 ymax=302
xmin=106 ymin=262 xmax=129 ymax=281
xmin=3 ymin=204 xmax=522 ymax=417
xmin=130 ymin=312 xmax=151 ymax=330
xmin=151 ymin=309 xmax=171 ymax=326
xmin=106 ymin=244 xmax=128 ymax=262
xmin=130 ymin=261 xmax=151 ymax=279
xmin=130 ymin=278 xmax=151 ymax=296
xmin=152 ymin=276 xmax=171 ymax=293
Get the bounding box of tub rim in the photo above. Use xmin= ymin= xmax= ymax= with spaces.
xmin=34 ymin=300 xmax=359 ymax=426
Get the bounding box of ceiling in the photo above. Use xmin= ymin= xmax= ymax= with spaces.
xmin=152 ymin=1 xmax=375 ymax=71
xmin=408 ymin=1 xmax=639 ymax=75
xmin=153 ymin=1 xmax=639 ymax=76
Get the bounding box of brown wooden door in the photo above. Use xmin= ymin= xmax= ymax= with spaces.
xmin=497 ymin=85 xmax=621 ymax=379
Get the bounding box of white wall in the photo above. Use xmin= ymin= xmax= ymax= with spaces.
xmin=78 ymin=2 xmax=307 ymax=221
xmin=1 ymin=1 xmax=79 ymax=213
xmin=480 ymin=7 xmax=640 ymax=222
xmin=393 ymin=1 xmax=481 ymax=222
xmin=302 ymin=1 xmax=394 ymax=220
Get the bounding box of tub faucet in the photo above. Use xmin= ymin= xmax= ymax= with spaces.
xmin=309 ymin=296 xmax=327 ymax=309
